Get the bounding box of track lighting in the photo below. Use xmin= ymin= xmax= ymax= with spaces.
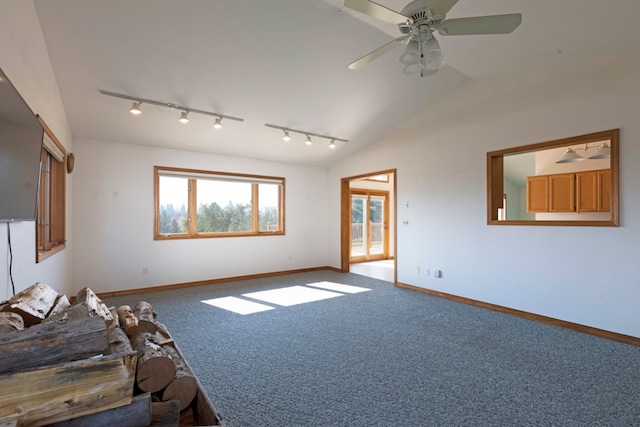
xmin=264 ymin=124 xmax=348 ymax=149
xmin=99 ymin=90 xmax=244 ymax=127
xmin=129 ymin=101 xmax=142 ymax=115
xmin=555 ymin=142 xmax=611 ymax=163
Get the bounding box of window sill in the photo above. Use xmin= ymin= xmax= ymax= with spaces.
xmin=37 ymin=243 xmax=66 ymax=263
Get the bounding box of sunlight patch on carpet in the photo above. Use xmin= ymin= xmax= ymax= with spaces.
xmin=306 ymin=281 xmax=371 ymax=294
xmin=243 ymin=285 xmax=343 ymax=307
xmin=202 ymin=296 xmax=275 ymax=315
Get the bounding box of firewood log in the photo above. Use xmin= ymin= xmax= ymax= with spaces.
xmin=44 ymin=302 xmax=91 ymax=323
xmin=74 ymin=287 xmax=115 ymax=328
xmin=116 ymin=304 xmax=138 ymax=334
xmin=129 ymin=301 xmax=173 ymax=346
xmin=107 ymin=326 xmax=134 ymax=355
xmin=48 ymin=294 xmax=71 ymax=318
xmin=151 ymin=400 xmax=180 ymax=427
xmin=1 ymin=282 xmax=59 ymax=326
xmin=45 ymin=393 xmax=151 ymax=427
xmin=0 ymin=316 xmax=108 ymax=373
xmin=0 ymin=311 xmax=23 ymax=335
xmin=161 ymin=345 xmax=198 ymax=411
xmin=131 ymin=332 xmax=176 ymax=393
xmin=133 ymin=301 xmax=156 ymax=322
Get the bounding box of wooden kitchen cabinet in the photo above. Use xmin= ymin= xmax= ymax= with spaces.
xmin=598 ymin=169 xmax=611 ymax=212
xmin=526 ymin=175 xmax=549 ymax=212
xmin=527 ymin=169 xmax=610 ymax=213
xmin=549 ymin=173 xmax=575 ymax=212
xmin=576 ymin=169 xmax=611 ymax=212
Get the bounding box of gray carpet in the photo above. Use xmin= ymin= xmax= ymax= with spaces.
xmin=106 ymin=270 xmax=640 ymax=426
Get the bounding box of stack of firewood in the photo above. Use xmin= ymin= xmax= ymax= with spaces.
xmin=0 ymin=283 xmax=218 ymax=427
xmin=117 ymin=301 xmax=198 ymax=413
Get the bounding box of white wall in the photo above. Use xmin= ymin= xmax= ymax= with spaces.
xmin=72 ymin=138 xmax=329 ymax=294
xmin=0 ymin=0 xmax=73 ymax=300
xmin=329 ymin=50 xmax=640 ymax=338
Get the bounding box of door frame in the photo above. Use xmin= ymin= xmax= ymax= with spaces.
xmin=340 ymin=169 xmax=397 ymax=283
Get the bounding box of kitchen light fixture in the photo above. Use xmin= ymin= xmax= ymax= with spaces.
xmin=129 ymin=101 xmax=142 ymax=115
xmin=264 ymin=123 xmax=348 ymax=149
xmin=555 ymin=142 xmax=611 ymax=163
xmin=99 ymin=90 xmax=244 ymax=126
xmin=588 ymin=142 xmax=611 ymax=159
xmin=555 ymin=147 xmax=583 ymax=163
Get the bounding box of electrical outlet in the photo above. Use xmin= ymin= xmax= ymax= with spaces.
xmin=434 ymin=269 xmax=442 ymax=278
xmin=425 ymin=268 xmax=429 ymax=276
xmin=415 ymin=266 xmax=420 ymax=274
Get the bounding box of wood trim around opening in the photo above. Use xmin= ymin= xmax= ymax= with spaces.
xmin=487 ymin=129 xmax=619 ymax=226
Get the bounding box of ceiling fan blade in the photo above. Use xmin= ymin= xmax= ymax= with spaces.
xmin=344 ymin=0 xmax=410 ymax=25
xmin=438 ymin=13 xmax=522 ymax=35
xmin=424 ymin=0 xmax=459 ymax=17
xmin=400 ymin=0 xmax=458 ymax=19
xmin=348 ymin=35 xmax=410 ymax=70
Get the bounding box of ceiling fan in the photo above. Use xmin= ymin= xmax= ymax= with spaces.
xmin=344 ymin=0 xmax=522 ymax=76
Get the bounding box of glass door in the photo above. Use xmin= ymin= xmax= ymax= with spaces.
xmin=350 ymin=191 xmax=388 ymax=261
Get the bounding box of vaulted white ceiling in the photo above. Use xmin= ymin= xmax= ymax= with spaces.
xmin=33 ymin=0 xmax=640 ymax=167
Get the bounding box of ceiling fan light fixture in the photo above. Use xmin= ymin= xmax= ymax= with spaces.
xmin=424 ymin=36 xmax=444 ymax=70
xmin=213 ymin=117 xmax=222 ymax=129
xmin=402 ymin=63 xmax=422 ymax=75
xmin=556 ymin=147 xmax=584 ymax=163
xmin=399 ymin=40 xmax=419 ymax=65
xmin=129 ymin=101 xmax=142 ymax=115
xmin=588 ymin=142 xmax=611 ymax=159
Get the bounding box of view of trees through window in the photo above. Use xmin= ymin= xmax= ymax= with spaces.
xmin=155 ymin=168 xmax=284 ymax=238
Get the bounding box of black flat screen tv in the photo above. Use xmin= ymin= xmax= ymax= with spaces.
xmin=0 ymin=67 xmax=44 ymax=222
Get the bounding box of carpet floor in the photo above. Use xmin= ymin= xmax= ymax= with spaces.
xmin=106 ymin=270 xmax=640 ymax=426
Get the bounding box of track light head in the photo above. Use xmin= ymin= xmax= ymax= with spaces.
xmin=283 ymin=131 xmax=291 ymax=142
xmin=588 ymin=142 xmax=611 ymax=159
xmin=179 ymin=111 xmax=189 ymax=124
xmin=305 ymin=135 xmax=312 ymax=146
xmin=129 ymin=101 xmax=142 ymax=115
xmin=213 ymin=117 xmax=222 ymax=129
xmin=329 ymin=139 xmax=336 ymax=149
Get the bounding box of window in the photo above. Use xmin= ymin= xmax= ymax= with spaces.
xmin=154 ymin=166 xmax=285 ymax=239
xmin=486 ymin=128 xmax=618 ymax=226
xmin=36 ymin=116 xmax=66 ymax=262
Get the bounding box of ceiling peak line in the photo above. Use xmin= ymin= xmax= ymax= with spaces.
xmin=98 ymin=90 xmax=245 ymax=123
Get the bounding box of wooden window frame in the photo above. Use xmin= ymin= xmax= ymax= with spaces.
xmin=154 ymin=166 xmax=285 ymax=240
xmin=487 ymin=129 xmax=619 ymax=226
xmin=36 ymin=116 xmax=66 ymax=262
